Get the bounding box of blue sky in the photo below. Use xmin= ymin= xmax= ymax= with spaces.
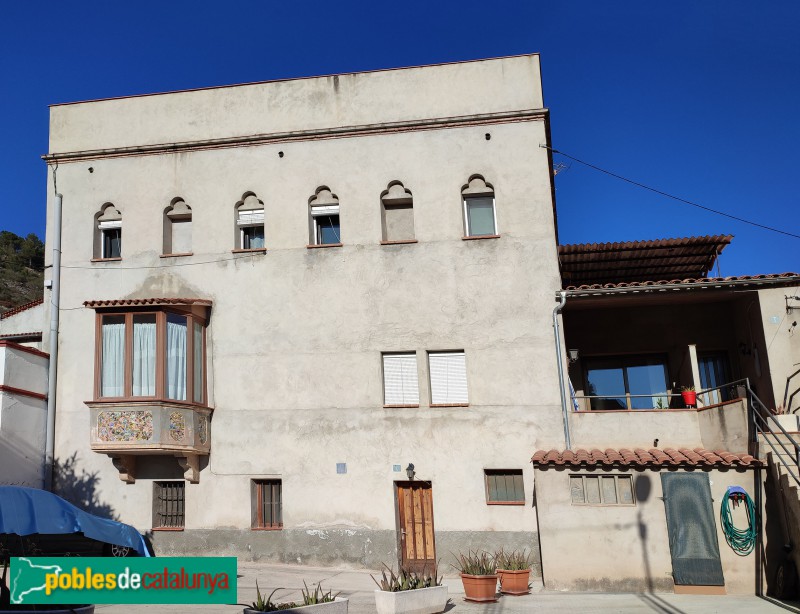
xmin=1 ymin=1 xmax=797 ymax=275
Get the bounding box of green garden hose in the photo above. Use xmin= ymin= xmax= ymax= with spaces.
xmin=720 ymin=486 xmax=757 ymax=556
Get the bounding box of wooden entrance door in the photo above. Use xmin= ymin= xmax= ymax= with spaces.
xmin=396 ymin=482 xmax=436 ymax=574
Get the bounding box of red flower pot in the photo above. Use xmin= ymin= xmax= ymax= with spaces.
xmin=498 ymin=568 xmax=531 ymax=595
xmin=681 ymin=390 xmax=697 ymax=406
xmin=460 ymin=573 xmax=499 ymax=603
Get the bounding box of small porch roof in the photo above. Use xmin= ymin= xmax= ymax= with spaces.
xmin=531 ymin=447 xmax=760 ymax=468
xmin=558 ymin=235 xmax=732 ymax=288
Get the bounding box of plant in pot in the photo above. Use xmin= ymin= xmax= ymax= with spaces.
xmin=495 ymin=549 xmax=533 ymax=596
xmin=371 ymin=564 xmax=447 ymax=614
xmin=243 ymin=580 xmax=348 ymax=614
xmin=681 ymin=386 xmax=697 ymax=407
xmin=452 ymin=550 xmax=498 ymax=603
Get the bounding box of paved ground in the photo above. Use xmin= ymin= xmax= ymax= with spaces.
xmin=92 ymin=561 xmax=797 ymax=613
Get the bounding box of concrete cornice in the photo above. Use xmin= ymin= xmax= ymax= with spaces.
xmin=42 ymin=108 xmax=548 ymax=163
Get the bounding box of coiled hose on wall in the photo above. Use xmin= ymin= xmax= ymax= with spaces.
xmin=720 ymin=486 xmax=757 ymax=556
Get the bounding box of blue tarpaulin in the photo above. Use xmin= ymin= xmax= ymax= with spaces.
xmin=0 ymin=486 xmax=149 ymax=556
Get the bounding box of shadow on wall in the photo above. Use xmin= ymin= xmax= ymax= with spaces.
xmin=53 ymin=453 xmax=117 ymax=520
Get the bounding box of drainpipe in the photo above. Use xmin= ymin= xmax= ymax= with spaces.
xmin=44 ymin=191 xmax=63 ymax=491
xmin=553 ymin=291 xmax=571 ymax=449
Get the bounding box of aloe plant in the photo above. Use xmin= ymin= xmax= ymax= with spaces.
xmin=495 ymin=548 xmax=534 ymax=571
xmin=451 ymin=550 xmax=496 ymax=575
xmin=300 ymin=580 xmax=339 ymax=604
xmin=248 ymin=581 xmax=298 ymax=612
xmin=371 ymin=563 xmax=442 ymax=592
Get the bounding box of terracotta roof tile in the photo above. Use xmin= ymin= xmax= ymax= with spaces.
xmin=0 ymin=331 xmax=43 ymax=340
xmin=531 ymin=447 xmax=760 ymax=468
xmin=1 ymin=298 xmax=44 ymax=320
xmin=565 ymin=272 xmax=800 ymax=292
xmin=83 ymin=298 xmax=212 ymax=309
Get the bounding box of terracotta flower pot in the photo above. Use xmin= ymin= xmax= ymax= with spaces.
xmin=681 ymin=390 xmax=697 ymax=406
xmin=460 ymin=573 xmax=498 ymax=603
xmin=498 ymin=568 xmax=531 ymax=595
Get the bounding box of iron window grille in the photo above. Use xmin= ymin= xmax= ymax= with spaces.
xmin=153 ymin=481 xmax=185 ymax=528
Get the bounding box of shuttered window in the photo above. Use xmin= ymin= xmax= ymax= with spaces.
xmin=252 ymin=479 xmax=283 ymax=529
xmin=485 ymin=469 xmax=525 ymax=504
xmin=153 ymin=481 xmax=185 ymax=528
xmin=382 ymin=353 xmax=419 ymax=406
xmin=570 ymin=474 xmax=634 ymax=506
xmin=428 ymin=351 xmax=468 ymax=405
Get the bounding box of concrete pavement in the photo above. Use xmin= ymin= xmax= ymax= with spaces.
xmin=93 ymin=561 xmax=796 ymax=613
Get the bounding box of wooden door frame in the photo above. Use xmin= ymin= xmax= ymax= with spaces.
xmin=394 ymin=480 xmax=436 ymax=573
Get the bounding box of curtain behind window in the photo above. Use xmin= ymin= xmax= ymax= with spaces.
xmin=166 ymin=314 xmax=187 ymax=400
xmin=132 ymin=315 xmax=156 ymax=396
xmin=101 ymin=317 xmax=125 ymax=397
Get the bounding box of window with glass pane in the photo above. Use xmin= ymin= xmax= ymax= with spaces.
xmin=102 ymin=228 xmax=122 ymax=258
xmin=585 ymin=355 xmax=668 ymax=410
xmin=465 ymin=196 xmax=496 ymax=236
xmin=242 ymin=226 xmax=265 ymax=249
xmin=193 ymin=322 xmax=204 ymax=403
xmin=166 ymin=314 xmax=188 ymax=401
xmin=315 ymin=215 xmax=341 ymax=245
xmin=699 ymin=353 xmax=731 ymax=404
xmin=132 ymin=314 xmax=156 ymax=396
xmin=101 ymin=315 xmax=125 ymax=397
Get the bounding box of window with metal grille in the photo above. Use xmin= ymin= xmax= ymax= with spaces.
xmin=252 ymin=479 xmax=283 ymax=529
xmin=570 ymin=474 xmax=635 ymax=506
xmin=153 ymin=481 xmax=185 ymax=528
xmin=484 ymin=469 xmax=525 ymax=504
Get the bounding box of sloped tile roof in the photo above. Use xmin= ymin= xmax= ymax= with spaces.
xmin=558 ymin=236 xmax=732 ymax=287
xmin=83 ymin=298 xmax=212 ymax=308
xmin=0 ymin=298 xmax=44 ymax=320
xmin=531 ymin=447 xmax=760 ymax=468
xmin=565 ymin=272 xmax=800 ymax=292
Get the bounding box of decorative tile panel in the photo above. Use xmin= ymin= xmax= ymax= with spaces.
xmin=168 ymin=411 xmax=186 ymax=442
xmin=198 ymin=416 xmax=208 ymax=445
xmin=97 ymin=410 xmax=153 ymax=442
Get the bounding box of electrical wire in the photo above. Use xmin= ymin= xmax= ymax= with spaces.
xmin=542 ymin=145 xmax=800 ymax=240
xmin=720 ymin=488 xmax=757 ymax=556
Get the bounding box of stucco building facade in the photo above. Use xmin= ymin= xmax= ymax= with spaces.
xmin=43 ymin=55 xmax=565 ymax=568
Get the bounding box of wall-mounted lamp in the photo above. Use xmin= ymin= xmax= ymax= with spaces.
xmin=568 ymin=349 xmax=580 ymax=364
xmin=406 ymin=463 xmax=416 ymax=480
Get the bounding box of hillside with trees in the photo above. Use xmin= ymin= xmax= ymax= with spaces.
xmin=0 ymin=231 xmax=44 ymax=314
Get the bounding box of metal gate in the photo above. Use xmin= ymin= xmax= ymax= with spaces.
xmin=661 ymin=472 xmax=725 ymax=586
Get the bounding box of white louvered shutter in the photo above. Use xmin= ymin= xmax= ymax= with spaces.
xmin=383 ymin=353 xmax=419 ymax=405
xmin=429 ymin=352 xmax=468 ymax=404
xmin=238 ymin=209 xmax=264 ymax=225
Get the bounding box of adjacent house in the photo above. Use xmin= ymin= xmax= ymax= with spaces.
xmin=0 ymin=300 xmax=48 ymax=487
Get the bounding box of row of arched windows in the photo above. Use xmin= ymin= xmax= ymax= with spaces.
xmin=92 ymin=176 xmax=496 ymax=260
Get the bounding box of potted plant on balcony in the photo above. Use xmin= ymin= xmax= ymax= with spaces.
xmin=452 ymin=550 xmax=498 ymax=603
xmin=495 ymin=549 xmax=533 ymax=596
xmin=681 ymin=386 xmax=697 ymax=407
xmin=243 ymin=581 xmax=348 ymax=613
xmin=371 ymin=564 xmax=447 ymax=614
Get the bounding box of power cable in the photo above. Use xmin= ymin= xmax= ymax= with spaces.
xmin=542 ymin=145 xmax=800 ymax=240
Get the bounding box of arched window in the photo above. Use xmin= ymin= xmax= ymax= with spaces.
xmin=234 ymin=192 xmax=265 ymax=250
xmin=461 ymin=175 xmax=497 ymax=237
xmin=94 ymin=203 xmax=122 ymax=259
xmin=163 ymin=198 xmax=192 ymax=255
xmin=380 ymin=181 xmax=415 ymax=243
xmin=308 ymin=187 xmax=341 ymax=246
